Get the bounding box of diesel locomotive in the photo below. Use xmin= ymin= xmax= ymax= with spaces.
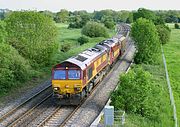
xmin=52 ymin=34 xmax=127 ymax=105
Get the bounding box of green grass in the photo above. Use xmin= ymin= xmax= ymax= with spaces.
xmin=163 ymin=25 xmax=180 ymax=123
xmin=54 ymin=23 xmax=116 ymax=63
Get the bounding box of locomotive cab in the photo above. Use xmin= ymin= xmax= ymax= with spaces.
xmin=52 ymin=62 xmax=83 ymax=99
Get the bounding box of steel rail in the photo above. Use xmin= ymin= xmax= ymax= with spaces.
xmin=0 ymin=82 xmax=51 ymax=125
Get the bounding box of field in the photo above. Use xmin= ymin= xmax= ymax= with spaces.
xmin=54 ymin=23 xmax=116 ymax=62
xmin=163 ymin=24 xmax=180 ymax=123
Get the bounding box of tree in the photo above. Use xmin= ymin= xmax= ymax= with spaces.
xmin=133 ymin=8 xmax=157 ymax=23
xmin=93 ymin=10 xmax=114 ymax=21
xmin=110 ymin=66 xmax=161 ymax=121
xmin=0 ymin=20 xmax=7 ymax=43
xmin=68 ymin=14 xmax=90 ymax=28
xmin=126 ymin=12 xmax=133 ymax=23
xmin=131 ymin=18 xmax=160 ymax=64
xmin=54 ymin=9 xmax=69 ymax=23
xmin=5 ymin=11 xmax=58 ymax=68
xmin=101 ymin=15 xmax=115 ymax=29
xmin=156 ymin=25 xmax=171 ymax=44
xmin=81 ymin=21 xmax=109 ymax=38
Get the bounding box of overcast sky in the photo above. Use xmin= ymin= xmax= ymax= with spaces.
xmin=0 ymin=0 xmax=180 ymax=12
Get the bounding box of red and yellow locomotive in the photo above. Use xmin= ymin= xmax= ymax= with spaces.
xmin=52 ymin=35 xmax=126 ymax=105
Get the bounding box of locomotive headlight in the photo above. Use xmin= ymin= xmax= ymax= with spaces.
xmin=53 ymin=87 xmax=59 ymax=91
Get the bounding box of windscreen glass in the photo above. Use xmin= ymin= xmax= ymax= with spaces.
xmin=68 ymin=70 xmax=80 ymax=79
xmin=53 ymin=70 xmax=66 ymax=79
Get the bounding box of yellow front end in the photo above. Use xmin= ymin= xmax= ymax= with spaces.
xmin=52 ymin=79 xmax=83 ymax=95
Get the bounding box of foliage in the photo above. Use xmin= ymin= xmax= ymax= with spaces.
xmin=93 ymin=10 xmax=114 ymax=21
xmin=131 ymin=18 xmax=160 ymax=64
xmin=110 ymin=66 xmax=161 ymax=121
xmin=0 ymin=20 xmax=7 ymax=43
xmin=174 ymin=23 xmax=179 ymax=29
xmin=60 ymin=43 xmax=71 ymax=52
xmin=54 ymin=9 xmax=69 ymax=23
xmin=78 ymin=36 xmax=89 ymax=45
xmin=0 ymin=43 xmax=33 ymax=93
xmin=126 ymin=12 xmax=133 ymax=23
xmin=101 ymin=16 xmax=115 ymax=29
xmin=39 ymin=10 xmax=55 ymax=19
xmin=156 ymin=25 xmax=171 ymax=44
xmin=81 ymin=21 xmax=109 ymax=38
xmin=5 ymin=11 xmax=58 ymax=68
xmin=68 ymin=14 xmax=90 ymax=28
xmin=133 ymin=8 xmax=157 ymax=23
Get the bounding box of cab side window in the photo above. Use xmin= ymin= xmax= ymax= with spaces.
xmin=88 ymin=67 xmax=93 ymax=80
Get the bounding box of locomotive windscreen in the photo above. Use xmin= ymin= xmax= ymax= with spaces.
xmin=53 ymin=70 xmax=66 ymax=80
xmin=68 ymin=70 xmax=80 ymax=79
xmin=53 ymin=69 xmax=81 ymax=80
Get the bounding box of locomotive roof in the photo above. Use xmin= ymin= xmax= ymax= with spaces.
xmin=65 ymin=45 xmax=107 ymax=70
xmin=62 ymin=35 xmax=126 ymax=70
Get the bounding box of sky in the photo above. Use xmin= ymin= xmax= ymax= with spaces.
xmin=0 ymin=0 xmax=180 ymax=12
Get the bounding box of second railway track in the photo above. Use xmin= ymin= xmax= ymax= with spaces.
xmin=0 ymin=84 xmax=52 ymax=127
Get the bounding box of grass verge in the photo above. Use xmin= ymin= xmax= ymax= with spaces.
xmin=163 ymin=25 xmax=180 ymax=123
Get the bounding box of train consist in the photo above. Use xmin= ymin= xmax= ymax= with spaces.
xmin=52 ymin=27 xmax=129 ymax=105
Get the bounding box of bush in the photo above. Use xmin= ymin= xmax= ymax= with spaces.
xmin=131 ymin=18 xmax=160 ymax=64
xmin=77 ymin=36 xmax=89 ymax=45
xmin=104 ymin=20 xmax=115 ymax=29
xmin=61 ymin=43 xmax=71 ymax=52
xmin=110 ymin=66 xmax=161 ymax=121
xmin=174 ymin=23 xmax=179 ymax=29
xmin=156 ymin=25 xmax=171 ymax=45
xmin=5 ymin=11 xmax=58 ymax=68
xmin=0 ymin=43 xmax=33 ymax=93
xmin=81 ymin=21 xmax=109 ymax=38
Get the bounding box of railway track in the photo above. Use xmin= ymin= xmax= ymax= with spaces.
xmin=0 ymin=84 xmax=52 ymax=127
xmin=37 ymin=70 xmax=106 ymax=127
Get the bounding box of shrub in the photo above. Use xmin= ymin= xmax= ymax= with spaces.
xmin=77 ymin=36 xmax=89 ymax=45
xmin=131 ymin=18 xmax=160 ymax=64
xmin=0 ymin=43 xmax=33 ymax=93
xmin=81 ymin=21 xmax=109 ymax=38
xmin=110 ymin=66 xmax=161 ymax=121
xmin=61 ymin=43 xmax=71 ymax=52
xmin=156 ymin=25 xmax=171 ymax=45
xmin=104 ymin=20 xmax=115 ymax=29
xmin=5 ymin=11 xmax=58 ymax=68
xmin=174 ymin=23 xmax=179 ymax=29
